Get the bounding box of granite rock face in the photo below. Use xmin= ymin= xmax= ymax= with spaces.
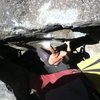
xmin=0 ymin=0 xmax=100 ymax=35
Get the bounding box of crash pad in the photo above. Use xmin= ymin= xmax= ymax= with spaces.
xmin=77 ymin=55 xmax=100 ymax=94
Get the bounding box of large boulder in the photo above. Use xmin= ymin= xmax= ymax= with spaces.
xmin=0 ymin=0 xmax=100 ymax=36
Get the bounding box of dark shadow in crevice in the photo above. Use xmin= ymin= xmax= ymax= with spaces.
xmin=0 ymin=57 xmax=31 ymax=100
xmin=72 ymin=26 xmax=100 ymax=41
xmin=0 ymin=25 xmax=100 ymax=100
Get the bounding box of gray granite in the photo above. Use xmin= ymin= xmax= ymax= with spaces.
xmin=0 ymin=0 xmax=100 ymax=36
xmin=0 ymin=81 xmax=16 ymax=100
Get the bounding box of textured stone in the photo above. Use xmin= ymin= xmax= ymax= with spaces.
xmin=0 ymin=0 xmax=100 ymax=34
xmin=0 ymin=81 xmax=16 ymax=100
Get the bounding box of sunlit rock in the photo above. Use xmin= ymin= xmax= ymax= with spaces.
xmin=0 ymin=0 xmax=100 ymax=34
xmin=0 ymin=80 xmax=16 ymax=100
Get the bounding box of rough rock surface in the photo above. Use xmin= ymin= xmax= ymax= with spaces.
xmin=0 ymin=0 xmax=100 ymax=34
xmin=0 ymin=0 xmax=100 ymax=100
xmin=0 ymin=81 xmax=16 ymax=100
